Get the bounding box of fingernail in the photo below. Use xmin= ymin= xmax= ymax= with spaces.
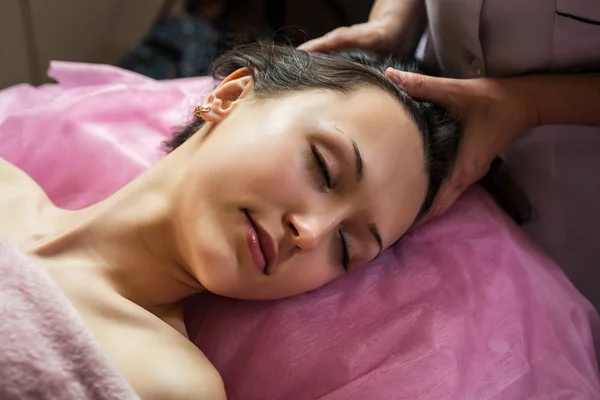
xmin=387 ymin=71 xmax=405 ymax=87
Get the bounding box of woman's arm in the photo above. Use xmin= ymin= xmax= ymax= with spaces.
xmin=299 ymin=0 xmax=426 ymax=57
xmin=142 ymin=342 xmax=226 ymax=400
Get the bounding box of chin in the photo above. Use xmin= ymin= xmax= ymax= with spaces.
xmin=187 ymin=251 xmax=238 ymax=295
xmin=219 ymin=282 xmax=321 ymax=301
xmin=199 ymin=278 xmax=280 ymax=300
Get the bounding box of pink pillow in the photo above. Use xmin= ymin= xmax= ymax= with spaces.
xmin=1 ymin=62 xmax=598 ymax=400
xmin=185 ymin=188 xmax=600 ymax=399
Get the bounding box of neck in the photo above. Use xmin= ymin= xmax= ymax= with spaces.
xmin=30 ymin=150 xmax=204 ymax=313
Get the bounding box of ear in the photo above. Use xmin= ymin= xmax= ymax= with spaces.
xmin=201 ymin=68 xmax=253 ymax=123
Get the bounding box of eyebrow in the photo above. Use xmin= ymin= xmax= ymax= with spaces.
xmin=335 ymin=125 xmax=363 ymax=182
xmin=351 ymin=139 xmax=364 ymax=182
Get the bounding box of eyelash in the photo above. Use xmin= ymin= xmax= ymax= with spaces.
xmin=310 ymin=144 xmax=331 ymax=190
xmin=338 ymin=230 xmax=350 ymax=272
xmin=309 ymin=144 xmax=349 ymax=272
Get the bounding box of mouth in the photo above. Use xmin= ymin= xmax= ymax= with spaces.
xmin=243 ymin=209 xmax=277 ymax=275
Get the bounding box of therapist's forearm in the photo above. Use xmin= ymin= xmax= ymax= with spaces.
xmin=522 ymin=74 xmax=600 ymax=127
xmin=370 ymin=0 xmax=426 ymax=56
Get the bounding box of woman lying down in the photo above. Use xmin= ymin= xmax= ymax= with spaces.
xmin=0 ymin=43 xmax=460 ymax=399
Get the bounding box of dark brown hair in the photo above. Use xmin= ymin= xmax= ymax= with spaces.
xmin=165 ymin=42 xmax=459 ymax=217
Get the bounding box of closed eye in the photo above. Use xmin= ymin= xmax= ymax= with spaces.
xmin=339 ymin=230 xmax=350 ymax=272
xmin=311 ymin=144 xmax=331 ymax=189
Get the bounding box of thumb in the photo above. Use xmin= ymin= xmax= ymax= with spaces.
xmin=385 ymin=69 xmax=452 ymax=105
xmin=431 ymin=183 xmax=463 ymax=219
xmin=416 ymin=179 xmax=464 ymax=226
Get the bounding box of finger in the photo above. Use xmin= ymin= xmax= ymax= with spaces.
xmin=298 ymin=25 xmax=378 ymax=53
xmin=297 ymin=36 xmax=331 ymax=52
xmin=385 ymin=69 xmax=455 ymax=105
xmin=417 ymin=180 xmax=465 ymax=225
xmin=297 ymin=27 xmax=352 ymax=53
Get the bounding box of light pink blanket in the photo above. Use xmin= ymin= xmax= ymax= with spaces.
xmin=0 ymin=237 xmax=139 ymax=400
xmin=1 ymin=61 xmax=599 ymax=399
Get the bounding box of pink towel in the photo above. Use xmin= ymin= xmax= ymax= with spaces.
xmin=0 ymin=237 xmax=139 ymax=400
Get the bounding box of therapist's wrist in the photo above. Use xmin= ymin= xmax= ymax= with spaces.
xmin=518 ymin=73 xmax=600 ymax=127
xmin=503 ymin=77 xmax=542 ymax=133
xmin=369 ymin=0 xmax=426 ymax=57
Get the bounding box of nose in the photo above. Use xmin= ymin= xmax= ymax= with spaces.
xmin=284 ymin=211 xmax=341 ymax=251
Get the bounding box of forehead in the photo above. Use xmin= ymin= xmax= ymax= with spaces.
xmin=275 ymin=87 xmax=429 ymax=245
xmin=334 ymin=89 xmax=428 ymax=243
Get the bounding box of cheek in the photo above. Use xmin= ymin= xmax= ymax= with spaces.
xmin=189 ymin=114 xmax=313 ymax=200
xmin=201 ymin=144 xmax=310 ymax=206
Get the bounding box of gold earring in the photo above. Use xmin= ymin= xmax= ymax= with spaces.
xmin=194 ymin=105 xmax=211 ymax=118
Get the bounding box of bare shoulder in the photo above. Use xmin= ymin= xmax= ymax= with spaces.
xmin=0 ymin=157 xmax=49 ymax=201
xmin=0 ymin=157 xmax=53 ymax=241
xmin=144 ymin=338 xmax=226 ymax=400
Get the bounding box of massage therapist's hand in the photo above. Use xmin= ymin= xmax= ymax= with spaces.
xmin=385 ymin=69 xmax=539 ymax=222
xmin=298 ymin=0 xmax=426 ymax=57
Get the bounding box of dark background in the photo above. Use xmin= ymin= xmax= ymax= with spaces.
xmin=117 ymin=0 xmax=375 ymax=79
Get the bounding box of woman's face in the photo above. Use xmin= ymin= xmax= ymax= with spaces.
xmin=173 ymin=73 xmax=428 ymax=299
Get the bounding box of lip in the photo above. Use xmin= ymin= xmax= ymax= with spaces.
xmin=243 ymin=210 xmax=278 ymax=274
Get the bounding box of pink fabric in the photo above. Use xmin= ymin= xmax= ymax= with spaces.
xmin=0 ymin=237 xmax=139 ymax=400
xmin=0 ymin=62 xmax=599 ymax=400
xmin=186 ymin=188 xmax=600 ymax=399
xmin=0 ymin=62 xmax=214 ymax=209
